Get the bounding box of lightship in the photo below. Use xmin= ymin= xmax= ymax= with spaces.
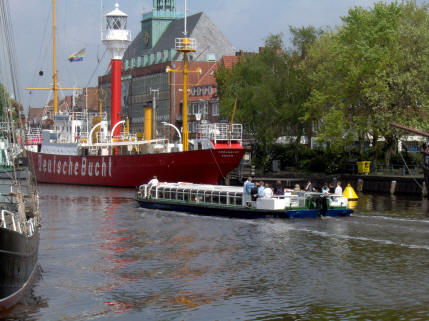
xmin=26 ymin=1 xmax=244 ymax=187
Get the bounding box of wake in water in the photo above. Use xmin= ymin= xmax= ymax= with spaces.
xmin=259 ymin=218 xmax=429 ymax=251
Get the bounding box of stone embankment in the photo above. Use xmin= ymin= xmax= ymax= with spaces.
xmin=232 ymin=171 xmax=425 ymax=196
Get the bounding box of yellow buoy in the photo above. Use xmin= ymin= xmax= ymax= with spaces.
xmin=343 ymin=183 xmax=358 ymax=200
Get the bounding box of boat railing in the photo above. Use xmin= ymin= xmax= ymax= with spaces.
xmin=26 ymin=128 xmax=42 ymax=139
xmin=68 ymin=112 xmax=87 ymax=121
xmin=140 ymin=183 xmax=244 ymax=207
xmin=301 ymin=191 xmax=349 ymax=209
xmin=196 ymin=123 xmax=243 ymax=144
xmin=0 ymin=209 xmax=37 ymax=236
xmin=1 ymin=209 xmax=20 ymax=233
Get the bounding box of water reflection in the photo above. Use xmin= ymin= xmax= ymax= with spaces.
xmin=2 ymin=185 xmax=429 ymax=320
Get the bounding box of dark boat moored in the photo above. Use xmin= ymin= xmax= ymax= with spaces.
xmin=0 ymin=187 xmax=41 ymax=310
xmin=135 ymin=183 xmax=353 ymax=219
xmin=0 ymin=224 xmax=39 ymax=309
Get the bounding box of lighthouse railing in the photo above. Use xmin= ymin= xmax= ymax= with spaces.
xmin=103 ymin=29 xmax=131 ymax=42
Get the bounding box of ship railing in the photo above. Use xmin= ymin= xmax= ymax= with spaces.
xmin=26 ymin=217 xmax=35 ymax=237
xmin=81 ymin=137 xmax=169 ymax=148
xmin=103 ymin=29 xmax=132 ymax=42
xmin=26 ymin=127 xmax=42 ymax=139
xmin=68 ymin=112 xmax=88 ymax=121
xmin=1 ymin=209 xmax=21 ymax=233
xmin=0 ymin=209 xmax=37 ymax=236
xmin=175 ymin=37 xmax=197 ymax=51
xmin=196 ymin=123 xmax=243 ymax=144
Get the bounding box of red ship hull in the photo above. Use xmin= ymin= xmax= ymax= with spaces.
xmin=27 ymin=148 xmax=245 ymax=187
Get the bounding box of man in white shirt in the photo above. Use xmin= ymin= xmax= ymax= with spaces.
xmin=262 ymin=184 xmax=273 ymax=198
xmin=335 ymin=181 xmax=343 ymax=195
xmin=148 ymin=176 xmax=159 ymax=188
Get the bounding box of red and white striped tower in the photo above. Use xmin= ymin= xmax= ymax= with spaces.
xmin=102 ymin=3 xmax=131 ymax=138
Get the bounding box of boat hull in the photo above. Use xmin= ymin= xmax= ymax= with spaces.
xmin=28 ymin=148 xmax=245 ymax=187
xmin=136 ymin=197 xmax=352 ymax=219
xmin=0 ymin=227 xmax=39 ymax=310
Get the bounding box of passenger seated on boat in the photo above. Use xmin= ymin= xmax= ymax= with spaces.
xmin=304 ymin=180 xmax=316 ymax=192
xmin=262 ymin=184 xmax=273 ymax=198
xmin=274 ymin=180 xmax=284 ymax=195
xmin=293 ymin=184 xmax=301 ymax=191
xmin=257 ymin=181 xmax=265 ymax=197
xmin=321 ymin=182 xmax=330 ymax=195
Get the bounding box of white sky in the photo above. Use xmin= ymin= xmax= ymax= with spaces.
xmin=8 ymin=0 xmax=398 ymax=112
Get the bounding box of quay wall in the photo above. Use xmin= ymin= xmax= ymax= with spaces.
xmin=230 ymin=172 xmax=425 ymax=196
xmin=340 ymin=175 xmax=424 ymax=195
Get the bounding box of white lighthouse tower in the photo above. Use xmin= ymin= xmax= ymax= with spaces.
xmin=102 ymin=3 xmax=131 ymax=138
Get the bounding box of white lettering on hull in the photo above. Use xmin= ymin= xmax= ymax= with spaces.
xmin=36 ymin=155 xmax=113 ymax=178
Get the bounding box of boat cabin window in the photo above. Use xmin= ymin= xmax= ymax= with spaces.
xmin=220 ymin=192 xmax=227 ymax=205
xmin=212 ymin=191 xmax=220 ymax=204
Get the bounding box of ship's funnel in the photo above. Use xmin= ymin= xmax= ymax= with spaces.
xmin=144 ymin=105 xmax=152 ymax=140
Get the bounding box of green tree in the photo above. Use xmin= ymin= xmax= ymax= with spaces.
xmin=306 ymin=1 xmax=429 ymax=166
xmin=216 ymin=29 xmax=321 ymax=170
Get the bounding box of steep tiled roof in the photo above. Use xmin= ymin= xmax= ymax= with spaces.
xmin=124 ymin=12 xmax=235 ymax=62
xmin=221 ymin=56 xmax=240 ymax=68
xmin=193 ymin=55 xmax=240 ymax=87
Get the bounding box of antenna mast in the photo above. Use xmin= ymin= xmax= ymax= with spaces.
xmin=184 ymin=0 xmax=187 ymax=36
xmin=166 ymin=0 xmax=199 ymax=151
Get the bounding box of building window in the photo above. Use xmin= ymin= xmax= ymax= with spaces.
xmin=208 ymin=86 xmax=212 ymax=95
xmin=212 ymin=103 xmax=219 ymax=116
xmin=197 ymin=87 xmax=201 ymax=95
xmin=192 ymin=103 xmax=198 ymax=115
xmin=203 ymin=87 xmax=207 ymax=95
xmin=203 ymin=102 xmax=208 ymax=115
xmin=312 ymin=121 xmax=317 ymax=133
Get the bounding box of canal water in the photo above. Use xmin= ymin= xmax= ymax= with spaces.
xmin=2 ymin=183 xmax=429 ymax=320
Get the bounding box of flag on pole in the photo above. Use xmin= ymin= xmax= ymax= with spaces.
xmin=68 ymin=48 xmax=85 ymax=62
